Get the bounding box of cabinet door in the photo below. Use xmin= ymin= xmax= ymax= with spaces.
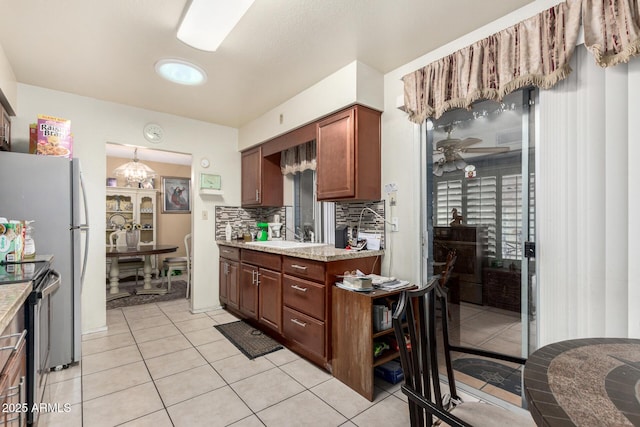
xmin=137 ymin=191 xmax=156 ymax=245
xmin=258 ymin=269 xmax=282 ymax=333
xmin=227 ymin=260 xmax=239 ymax=310
xmin=317 ymin=108 xmax=355 ymax=200
xmin=241 ymin=147 xmax=261 ymax=206
xmin=239 ymin=263 xmax=259 ymax=319
xmin=219 ymin=260 xmax=228 ymax=304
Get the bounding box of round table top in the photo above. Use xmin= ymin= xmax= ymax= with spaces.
xmin=523 ymin=338 xmax=640 ymax=426
xmin=106 ymin=244 xmax=178 ymax=257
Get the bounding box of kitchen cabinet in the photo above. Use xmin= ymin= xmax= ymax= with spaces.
xmin=106 ymin=188 xmax=157 ymax=246
xmin=0 ymin=305 xmax=26 ymax=426
xmin=217 ymin=243 xmax=380 ymax=371
xmin=316 ymin=105 xmax=381 ymax=201
xmin=282 ymin=256 xmax=327 ymax=363
xmin=239 ymin=250 xmax=282 ymax=331
xmin=219 ymin=247 xmax=240 ymax=311
xmin=239 ymin=264 xmax=259 ymax=320
xmin=333 ymin=285 xmax=409 ymax=401
xmin=241 ymin=146 xmax=283 ymax=207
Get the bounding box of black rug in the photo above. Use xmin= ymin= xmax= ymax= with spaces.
xmin=214 ymin=321 xmax=283 ymax=360
xmin=452 ymin=358 xmax=522 ymax=396
xmin=107 ymin=278 xmax=187 ymax=310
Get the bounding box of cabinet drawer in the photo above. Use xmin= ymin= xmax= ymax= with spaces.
xmin=242 ymin=250 xmax=282 ymax=270
xmin=283 ymin=307 xmax=325 ymax=358
xmin=283 ymin=256 xmax=325 ymax=282
xmin=283 ymin=275 xmax=325 ymax=321
xmin=219 ymin=246 xmax=240 ymax=261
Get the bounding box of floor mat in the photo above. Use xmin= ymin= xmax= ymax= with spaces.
xmin=452 ymin=357 xmax=522 ymax=396
xmin=106 ymin=279 xmax=187 ymax=310
xmin=214 ymin=321 xmax=283 ymax=360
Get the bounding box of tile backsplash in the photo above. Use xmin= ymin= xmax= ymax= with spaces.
xmin=215 ymin=206 xmax=289 ymax=241
xmin=215 ymin=200 xmax=386 ymax=247
xmin=335 ymin=200 xmax=386 ymax=248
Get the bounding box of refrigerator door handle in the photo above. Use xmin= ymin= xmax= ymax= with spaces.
xmin=79 ymin=168 xmax=90 ymax=289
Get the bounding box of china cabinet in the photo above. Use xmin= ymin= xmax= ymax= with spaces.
xmin=105 ymin=188 xmax=157 ymax=246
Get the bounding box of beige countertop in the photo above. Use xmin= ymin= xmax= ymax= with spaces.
xmin=217 ymin=240 xmax=384 ymax=262
xmin=0 ymin=282 xmax=32 ymax=332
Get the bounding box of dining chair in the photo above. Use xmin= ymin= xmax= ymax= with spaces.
xmin=161 ymin=233 xmax=192 ymax=298
xmin=107 ymin=230 xmax=144 ymax=285
xmin=392 ymin=278 xmax=535 ymax=427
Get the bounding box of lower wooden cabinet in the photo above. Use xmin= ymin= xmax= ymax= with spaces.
xmin=218 ymin=243 xmax=381 ymax=372
xmin=219 ymin=259 xmax=239 ymax=310
xmin=239 ymin=263 xmax=259 ymax=320
xmin=258 ymin=268 xmax=282 ymax=333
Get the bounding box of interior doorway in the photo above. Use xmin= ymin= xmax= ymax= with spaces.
xmin=105 ymin=142 xmax=193 ymax=307
xmin=422 ymin=89 xmax=537 ymax=406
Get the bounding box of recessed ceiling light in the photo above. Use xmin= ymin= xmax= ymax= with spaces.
xmin=155 ymin=59 xmax=207 ymax=86
xmin=177 ymin=0 xmax=255 ymax=52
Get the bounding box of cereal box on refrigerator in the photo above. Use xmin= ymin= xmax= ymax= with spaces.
xmin=36 ymin=114 xmax=72 ymax=158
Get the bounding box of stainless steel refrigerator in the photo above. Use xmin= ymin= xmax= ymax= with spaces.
xmin=0 ymin=151 xmax=89 ymax=368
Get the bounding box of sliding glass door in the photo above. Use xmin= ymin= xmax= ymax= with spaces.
xmin=423 ymin=88 xmax=537 ymax=406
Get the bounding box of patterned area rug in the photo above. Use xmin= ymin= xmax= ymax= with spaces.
xmin=106 ymin=278 xmax=187 ymax=310
xmin=452 ymin=357 xmax=522 ymax=395
xmin=214 ymin=321 xmax=283 ymax=360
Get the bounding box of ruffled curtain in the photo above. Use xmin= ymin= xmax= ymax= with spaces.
xmin=280 ymin=140 xmax=316 ymax=175
xmin=583 ymin=0 xmax=640 ymax=67
xmin=403 ymin=0 xmax=582 ymax=123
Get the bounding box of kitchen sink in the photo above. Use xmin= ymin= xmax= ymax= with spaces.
xmin=244 ymin=240 xmax=327 ymax=249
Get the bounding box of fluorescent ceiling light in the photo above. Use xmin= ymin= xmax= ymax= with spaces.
xmin=155 ymin=59 xmax=207 ymax=85
xmin=177 ymin=0 xmax=255 ymax=52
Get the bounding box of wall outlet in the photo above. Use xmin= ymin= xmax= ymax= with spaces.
xmin=202 ymin=210 xmax=208 ymax=220
xmin=391 ymin=217 xmax=399 ymax=232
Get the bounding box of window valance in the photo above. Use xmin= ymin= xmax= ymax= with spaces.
xmin=403 ymin=0 xmax=640 ymax=124
xmin=280 ymin=140 xmax=316 ymax=175
xmin=583 ymin=0 xmax=640 ymax=67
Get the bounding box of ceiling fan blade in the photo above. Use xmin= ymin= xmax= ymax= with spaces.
xmin=462 ymin=147 xmax=510 ymax=153
xmin=456 ymin=138 xmax=482 ymax=148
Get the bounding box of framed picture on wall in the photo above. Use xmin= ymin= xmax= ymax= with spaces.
xmin=162 ymin=176 xmax=191 ymax=213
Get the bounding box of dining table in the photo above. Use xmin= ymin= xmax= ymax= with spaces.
xmin=523 ymin=337 xmax=640 ymax=426
xmin=106 ymin=244 xmax=178 ymax=301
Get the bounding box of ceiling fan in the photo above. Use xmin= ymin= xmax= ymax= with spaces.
xmin=433 ymin=126 xmax=510 ymax=176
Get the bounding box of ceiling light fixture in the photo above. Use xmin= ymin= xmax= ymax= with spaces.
xmin=113 ymin=148 xmax=158 ymax=186
xmin=177 ymin=0 xmax=255 ymax=52
xmin=155 ymin=59 xmax=207 ymax=86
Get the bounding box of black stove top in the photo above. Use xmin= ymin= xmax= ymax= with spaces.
xmin=0 ymin=258 xmax=51 ymax=285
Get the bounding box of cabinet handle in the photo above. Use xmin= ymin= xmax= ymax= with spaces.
xmin=251 ymin=270 xmax=256 ymax=284
xmin=255 ymin=189 xmax=259 ymax=201
xmin=222 ymin=249 xmax=232 ymax=254
xmin=291 ymin=318 xmax=307 ymax=328
xmin=255 ymin=271 xmax=260 ymax=286
xmin=291 ymin=284 xmax=308 ymax=292
xmin=290 ymin=264 xmax=308 ymax=271
xmin=0 ymin=330 xmax=27 ymax=352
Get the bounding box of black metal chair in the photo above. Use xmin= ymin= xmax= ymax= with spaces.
xmin=392 ymin=277 xmax=535 ymax=427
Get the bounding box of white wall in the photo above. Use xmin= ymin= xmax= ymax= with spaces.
xmin=13 ymin=84 xmax=240 ymax=334
xmin=239 ymin=60 xmax=383 ymax=150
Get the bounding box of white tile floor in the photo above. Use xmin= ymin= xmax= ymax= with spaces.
xmin=40 ymin=299 xmax=422 ymax=427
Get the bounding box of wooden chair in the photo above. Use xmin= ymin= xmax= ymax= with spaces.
xmin=161 ymin=233 xmax=192 ymax=298
xmin=107 ymin=230 xmax=144 ymax=285
xmin=392 ymin=278 xmax=535 ymax=427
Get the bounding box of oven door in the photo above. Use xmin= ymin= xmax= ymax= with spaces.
xmin=28 ymin=269 xmax=60 ymax=426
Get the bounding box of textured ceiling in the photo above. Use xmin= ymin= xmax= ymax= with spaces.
xmin=0 ymin=0 xmax=533 ymax=128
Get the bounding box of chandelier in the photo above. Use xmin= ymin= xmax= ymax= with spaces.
xmin=113 ymin=148 xmax=157 ymax=186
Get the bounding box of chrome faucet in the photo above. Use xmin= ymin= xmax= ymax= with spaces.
xmin=285 ymin=226 xmax=305 ymax=242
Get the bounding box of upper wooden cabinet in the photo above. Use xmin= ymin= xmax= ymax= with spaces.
xmin=316 ymin=105 xmax=381 ymax=201
xmin=241 ymin=146 xmax=283 ymax=207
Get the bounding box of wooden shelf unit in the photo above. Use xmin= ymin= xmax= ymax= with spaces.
xmin=332 ymin=285 xmax=410 ymax=401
